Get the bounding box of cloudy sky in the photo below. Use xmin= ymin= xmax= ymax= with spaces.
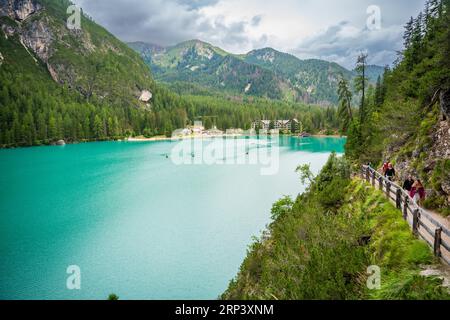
xmin=73 ymin=0 xmax=427 ymax=69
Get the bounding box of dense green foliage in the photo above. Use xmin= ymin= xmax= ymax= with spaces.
xmin=130 ymin=40 xmax=300 ymax=101
xmin=344 ymin=0 xmax=450 ymax=213
xmin=130 ymin=41 xmax=384 ymax=105
xmin=244 ymin=49 xmax=358 ymax=104
xmin=222 ymin=154 xmax=450 ymax=300
xmin=346 ymin=0 xmax=449 ymax=162
xmin=107 ymin=293 xmax=119 ymax=301
xmin=0 ymin=25 xmax=188 ymax=145
xmin=337 ymin=77 xmax=354 ymax=133
xmin=180 ymin=95 xmax=340 ymax=133
xmin=37 ymin=0 xmax=157 ymax=107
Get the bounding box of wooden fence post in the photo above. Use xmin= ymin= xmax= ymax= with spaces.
xmin=434 ymin=228 xmax=442 ymax=257
xmin=379 ymin=177 xmax=383 ymax=191
xmin=366 ymin=168 xmax=370 ymax=182
xmin=386 ymin=181 xmax=391 ymax=198
xmin=403 ymin=195 xmax=409 ymax=220
xmin=396 ymin=189 xmax=402 ymax=209
xmin=412 ymin=209 xmax=420 ymax=236
xmin=372 ymin=170 xmax=376 ymax=187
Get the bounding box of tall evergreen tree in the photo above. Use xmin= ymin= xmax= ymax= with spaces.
xmin=403 ymin=17 xmax=415 ymax=49
xmin=354 ymin=53 xmax=369 ymax=124
xmin=337 ymin=77 xmax=353 ymax=133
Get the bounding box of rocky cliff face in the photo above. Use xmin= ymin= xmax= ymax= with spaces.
xmin=1 ymin=0 xmax=51 ymax=62
xmin=389 ymin=116 xmax=450 ymax=214
xmin=0 ymin=0 xmax=41 ymax=21
xmin=21 ymin=16 xmax=52 ymax=61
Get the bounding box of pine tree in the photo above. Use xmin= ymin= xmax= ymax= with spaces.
xmin=48 ymin=115 xmax=57 ymax=140
xmin=337 ymin=77 xmax=353 ymax=133
xmin=354 ymin=53 xmax=369 ymax=124
xmin=93 ymin=115 xmax=105 ymax=139
xmin=403 ymin=17 xmax=414 ymax=49
xmin=374 ymin=76 xmax=384 ymax=110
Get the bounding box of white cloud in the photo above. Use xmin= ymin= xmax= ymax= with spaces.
xmin=73 ymin=0 xmax=427 ymax=68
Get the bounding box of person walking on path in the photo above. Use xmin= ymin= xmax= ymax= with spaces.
xmin=385 ymin=163 xmax=396 ymax=181
xmin=410 ymin=179 xmax=426 ymax=204
xmin=381 ymin=161 xmax=390 ymax=176
xmin=403 ymin=175 xmax=415 ymax=192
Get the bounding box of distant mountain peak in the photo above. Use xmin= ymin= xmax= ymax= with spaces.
xmin=128 ymin=39 xmax=385 ymax=104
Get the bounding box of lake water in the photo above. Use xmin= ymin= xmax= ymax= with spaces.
xmin=0 ymin=136 xmax=345 ymax=300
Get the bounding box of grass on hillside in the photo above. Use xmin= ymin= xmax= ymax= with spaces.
xmin=222 ymin=154 xmax=450 ymax=300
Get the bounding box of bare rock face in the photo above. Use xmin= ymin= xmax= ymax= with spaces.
xmin=139 ymin=90 xmax=152 ymax=102
xmin=0 ymin=0 xmax=41 ymax=21
xmin=13 ymin=0 xmax=41 ymax=20
xmin=1 ymin=1 xmax=51 ymax=62
xmin=21 ymin=17 xmax=52 ymax=62
xmin=440 ymin=88 xmax=450 ymax=121
xmin=46 ymin=63 xmax=58 ymax=82
xmin=432 ymin=120 xmax=450 ymax=159
xmin=1 ymin=24 xmax=17 ymax=38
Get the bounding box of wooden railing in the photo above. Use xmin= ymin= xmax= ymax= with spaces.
xmin=361 ymin=165 xmax=450 ymax=265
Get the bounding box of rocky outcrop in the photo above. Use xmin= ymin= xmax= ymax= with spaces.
xmin=0 ymin=0 xmax=42 ymax=21
xmin=431 ymin=120 xmax=450 ymax=160
xmin=1 ymin=1 xmax=51 ymax=62
xmin=139 ymin=90 xmax=152 ymax=102
xmin=21 ymin=16 xmax=52 ymax=62
xmin=0 ymin=51 xmax=3 ymax=65
xmin=1 ymin=24 xmax=16 ymax=39
xmin=440 ymin=88 xmax=450 ymax=121
xmin=46 ymin=63 xmax=58 ymax=82
xmin=390 ymin=118 xmax=450 ymax=211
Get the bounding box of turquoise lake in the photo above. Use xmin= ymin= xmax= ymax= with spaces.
xmin=0 ymin=136 xmax=345 ymax=300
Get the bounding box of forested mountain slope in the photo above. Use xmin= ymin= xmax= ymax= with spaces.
xmin=345 ymin=0 xmax=450 ymax=215
xmin=129 ymin=41 xmax=384 ymax=105
xmin=244 ymin=48 xmax=355 ymax=104
xmin=129 ymin=40 xmax=300 ymax=102
xmin=1 ymin=0 xmax=157 ymax=106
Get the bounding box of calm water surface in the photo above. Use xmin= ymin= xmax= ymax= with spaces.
xmin=0 ymin=136 xmax=345 ymax=299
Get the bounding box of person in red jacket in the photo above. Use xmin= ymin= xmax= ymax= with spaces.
xmin=382 ymin=161 xmax=390 ymax=176
xmin=410 ymin=179 xmax=426 ymax=204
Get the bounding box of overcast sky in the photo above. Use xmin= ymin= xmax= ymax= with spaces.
xmin=72 ymin=0 xmax=427 ymax=69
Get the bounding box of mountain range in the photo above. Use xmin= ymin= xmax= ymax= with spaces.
xmin=129 ymin=40 xmax=385 ymax=105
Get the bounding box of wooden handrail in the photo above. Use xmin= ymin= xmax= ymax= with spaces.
xmin=361 ymin=165 xmax=450 ymax=265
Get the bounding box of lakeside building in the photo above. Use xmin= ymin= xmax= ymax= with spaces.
xmin=251 ymin=120 xmax=271 ymax=131
xmin=190 ymin=121 xmax=205 ymax=136
xmin=251 ymin=119 xmax=300 ymax=132
xmin=204 ymin=126 xmax=224 ymax=136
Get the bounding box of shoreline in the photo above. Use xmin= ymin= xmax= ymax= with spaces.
xmin=0 ymin=134 xmax=347 ymax=149
xmin=311 ymin=134 xmax=346 ymax=138
xmin=127 ymin=134 xmax=347 ymax=142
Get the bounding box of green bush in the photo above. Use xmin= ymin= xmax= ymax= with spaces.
xmin=431 ymin=160 xmax=450 ymax=191
xmin=372 ymin=272 xmax=450 ymax=300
